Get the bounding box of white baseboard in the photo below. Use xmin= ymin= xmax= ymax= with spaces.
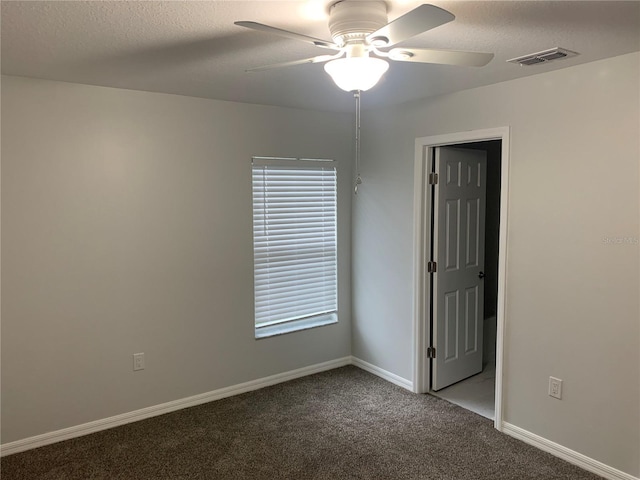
xmin=0 ymin=356 xmax=351 ymax=457
xmin=502 ymin=422 xmax=638 ymax=480
xmin=350 ymin=356 xmax=414 ymax=391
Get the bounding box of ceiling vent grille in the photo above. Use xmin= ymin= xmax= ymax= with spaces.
xmin=508 ymin=47 xmax=579 ymax=66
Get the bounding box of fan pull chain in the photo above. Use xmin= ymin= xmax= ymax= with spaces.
xmin=354 ymin=90 xmax=362 ymax=195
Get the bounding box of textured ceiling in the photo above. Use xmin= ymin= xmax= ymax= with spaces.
xmin=2 ymin=1 xmax=639 ymax=112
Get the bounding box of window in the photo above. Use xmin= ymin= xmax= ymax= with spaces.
xmin=252 ymin=157 xmax=338 ymax=338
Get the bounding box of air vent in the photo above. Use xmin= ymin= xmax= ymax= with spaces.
xmin=508 ymin=47 xmax=579 ymax=66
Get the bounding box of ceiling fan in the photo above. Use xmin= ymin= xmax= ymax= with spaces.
xmin=235 ymin=1 xmax=494 ymax=92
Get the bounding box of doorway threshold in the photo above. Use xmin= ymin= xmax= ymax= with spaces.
xmin=430 ymin=362 xmax=496 ymax=420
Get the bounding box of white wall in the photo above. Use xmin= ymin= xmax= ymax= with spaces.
xmin=1 ymin=76 xmax=353 ymax=444
xmin=352 ymin=52 xmax=640 ymax=476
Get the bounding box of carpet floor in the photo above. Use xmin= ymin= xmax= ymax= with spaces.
xmin=1 ymin=366 xmax=602 ymax=479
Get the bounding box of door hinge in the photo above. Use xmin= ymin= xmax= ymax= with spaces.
xmin=427 ymin=347 xmax=436 ymax=359
xmin=427 ymin=261 xmax=437 ymax=273
xmin=428 ymin=172 xmax=439 ymax=185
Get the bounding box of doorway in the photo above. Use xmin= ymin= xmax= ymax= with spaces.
xmin=412 ymin=128 xmax=509 ymax=431
xmin=429 ymin=141 xmax=501 ymax=419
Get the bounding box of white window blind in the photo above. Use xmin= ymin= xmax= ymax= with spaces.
xmin=252 ymin=159 xmax=337 ymax=334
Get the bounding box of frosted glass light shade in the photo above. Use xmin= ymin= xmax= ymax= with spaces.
xmin=324 ymin=57 xmax=389 ymax=92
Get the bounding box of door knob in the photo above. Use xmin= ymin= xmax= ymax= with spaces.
xmin=478 ymin=271 xmax=485 ymax=279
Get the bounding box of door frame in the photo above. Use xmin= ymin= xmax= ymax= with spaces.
xmin=411 ymin=127 xmax=510 ymax=431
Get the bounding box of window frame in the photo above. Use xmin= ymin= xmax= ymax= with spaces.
xmin=251 ymin=156 xmax=338 ymax=339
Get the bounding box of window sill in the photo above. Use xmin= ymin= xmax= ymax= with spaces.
xmin=255 ymin=314 xmax=338 ymax=339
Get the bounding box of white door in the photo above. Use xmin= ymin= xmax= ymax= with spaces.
xmin=432 ymin=147 xmax=487 ymax=391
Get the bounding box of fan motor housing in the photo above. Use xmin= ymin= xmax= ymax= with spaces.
xmin=328 ymin=1 xmax=388 ymax=45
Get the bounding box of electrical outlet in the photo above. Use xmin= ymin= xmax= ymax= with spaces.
xmin=133 ymin=353 xmax=145 ymax=371
xmin=549 ymin=376 xmax=562 ymax=399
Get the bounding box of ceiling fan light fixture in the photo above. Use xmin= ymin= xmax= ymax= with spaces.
xmin=324 ymin=56 xmax=389 ymax=92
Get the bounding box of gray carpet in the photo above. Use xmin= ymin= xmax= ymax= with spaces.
xmin=1 ymin=366 xmax=602 ymax=479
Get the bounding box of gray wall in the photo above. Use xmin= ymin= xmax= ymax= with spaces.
xmin=1 ymin=76 xmax=353 ymax=444
xmin=352 ymin=52 xmax=639 ymax=476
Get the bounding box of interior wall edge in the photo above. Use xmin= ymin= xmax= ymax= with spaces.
xmin=350 ymin=355 xmax=414 ymax=391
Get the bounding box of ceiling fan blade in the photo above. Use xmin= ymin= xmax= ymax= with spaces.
xmin=388 ymin=48 xmax=494 ymax=67
xmin=245 ymin=54 xmax=341 ymax=73
xmin=366 ymin=4 xmax=455 ymax=47
xmin=235 ymin=21 xmax=339 ymax=50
